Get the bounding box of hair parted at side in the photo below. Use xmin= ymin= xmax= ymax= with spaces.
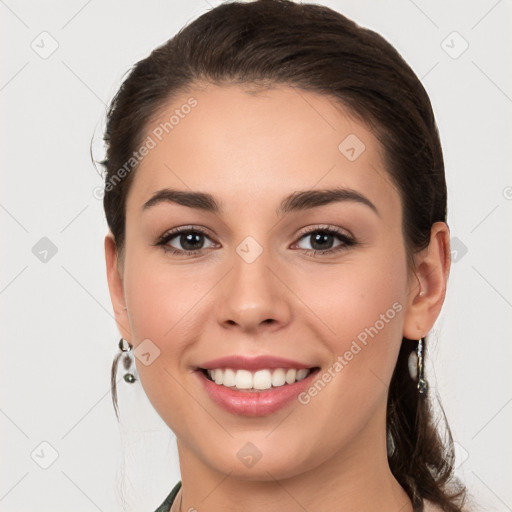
xmin=101 ymin=1 xmax=467 ymax=510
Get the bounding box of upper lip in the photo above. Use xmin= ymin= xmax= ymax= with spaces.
xmin=196 ymin=355 xmax=317 ymax=371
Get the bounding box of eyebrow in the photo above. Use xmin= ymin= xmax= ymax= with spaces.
xmin=142 ymin=187 xmax=379 ymax=217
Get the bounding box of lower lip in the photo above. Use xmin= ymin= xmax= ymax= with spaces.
xmin=195 ymin=368 xmax=320 ymax=417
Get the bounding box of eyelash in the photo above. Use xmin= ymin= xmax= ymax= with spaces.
xmin=155 ymin=224 xmax=357 ymax=257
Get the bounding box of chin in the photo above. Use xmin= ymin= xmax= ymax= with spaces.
xmin=204 ymin=444 xmax=313 ymax=482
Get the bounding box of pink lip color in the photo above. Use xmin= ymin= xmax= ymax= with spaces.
xmin=197 ymin=355 xmax=313 ymax=371
xmin=195 ymin=368 xmax=319 ymax=417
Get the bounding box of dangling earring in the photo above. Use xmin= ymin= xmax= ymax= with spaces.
xmin=408 ymin=337 xmax=428 ymax=395
xmin=118 ymin=338 xmax=137 ymax=383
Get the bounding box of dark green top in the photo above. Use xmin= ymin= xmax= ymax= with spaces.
xmin=154 ymin=481 xmax=182 ymax=512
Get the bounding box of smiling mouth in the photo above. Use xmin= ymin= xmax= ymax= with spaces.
xmin=198 ymin=366 xmax=321 ymax=392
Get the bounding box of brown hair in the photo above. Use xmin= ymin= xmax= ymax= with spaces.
xmin=101 ymin=1 xmax=467 ymax=510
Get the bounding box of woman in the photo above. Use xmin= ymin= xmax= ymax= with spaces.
xmin=102 ymin=1 xmax=469 ymax=510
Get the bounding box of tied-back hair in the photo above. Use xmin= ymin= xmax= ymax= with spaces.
xmin=101 ymin=1 xmax=468 ymax=510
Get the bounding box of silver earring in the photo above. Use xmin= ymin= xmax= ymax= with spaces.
xmin=118 ymin=338 xmax=136 ymax=383
xmin=408 ymin=337 xmax=428 ymax=395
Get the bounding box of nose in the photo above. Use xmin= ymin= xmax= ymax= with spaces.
xmin=215 ymin=245 xmax=292 ymax=333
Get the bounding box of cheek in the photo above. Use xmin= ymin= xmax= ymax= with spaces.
xmin=123 ymin=250 xmax=212 ymax=342
xmin=298 ymin=246 xmax=408 ymax=391
xmin=283 ymin=251 xmax=408 ymax=451
xmin=298 ymin=247 xmax=407 ymax=343
xmin=121 ymin=250 xmax=220 ymax=409
xmin=120 ymin=253 xmax=212 ymax=428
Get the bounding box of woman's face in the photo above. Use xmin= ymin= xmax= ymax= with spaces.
xmin=107 ymin=84 xmax=423 ymax=480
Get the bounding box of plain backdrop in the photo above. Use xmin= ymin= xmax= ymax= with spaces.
xmin=1 ymin=1 xmax=511 ymax=510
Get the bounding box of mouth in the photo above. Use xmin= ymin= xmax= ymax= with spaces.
xmin=195 ymin=366 xmax=321 ymax=416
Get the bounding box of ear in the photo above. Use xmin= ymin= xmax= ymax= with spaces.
xmin=105 ymin=233 xmax=132 ymax=341
xmin=402 ymin=222 xmax=451 ymax=340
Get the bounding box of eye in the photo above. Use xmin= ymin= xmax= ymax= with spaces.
xmin=155 ymin=226 xmax=218 ymax=255
xmin=155 ymin=224 xmax=356 ymax=257
xmin=293 ymin=226 xmax=356 ymax=255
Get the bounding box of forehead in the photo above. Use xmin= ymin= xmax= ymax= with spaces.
xmin=126 ymin=84 xmax=401 ymax=218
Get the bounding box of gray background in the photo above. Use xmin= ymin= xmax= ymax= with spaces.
xmin=1 ymin=0 xmax=511 ymax=510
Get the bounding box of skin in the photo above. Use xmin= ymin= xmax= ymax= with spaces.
xmin=105 ymin=84 xmax=450 ymax=512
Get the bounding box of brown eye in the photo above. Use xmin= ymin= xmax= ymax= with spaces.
xmin=156 ymin=227 xmax=218 ymax=255
xmin=303 ymin=231 xmax=336 ymax=251
xmin=175 ymin=232 xmax=206 ymax=251
xmin=294 ymin=227 xmax=356 ymax=255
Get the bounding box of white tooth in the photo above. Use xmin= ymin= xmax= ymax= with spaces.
xmin=208 ymin=367 xmax=310 ymax=389
xmin=235 ymin=369 xmax=253 ymax=389
xmin=296 ymin=369 xmax=309 ymax=381
xmin=223 ymin=368 xmax=236 ymax=387
xmin=285 ymin=368 xmax=297 ymax=384
xmin=271 ymin=368 xmax=286 ymax=387
xmin=253 ymin=369 xmax=272 ymax=390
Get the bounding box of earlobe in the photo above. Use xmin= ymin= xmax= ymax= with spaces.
xmin=403 ymin=222 xmax=451 ymax=340
xmin=104 ymin=233 xmax=132 ymax=340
